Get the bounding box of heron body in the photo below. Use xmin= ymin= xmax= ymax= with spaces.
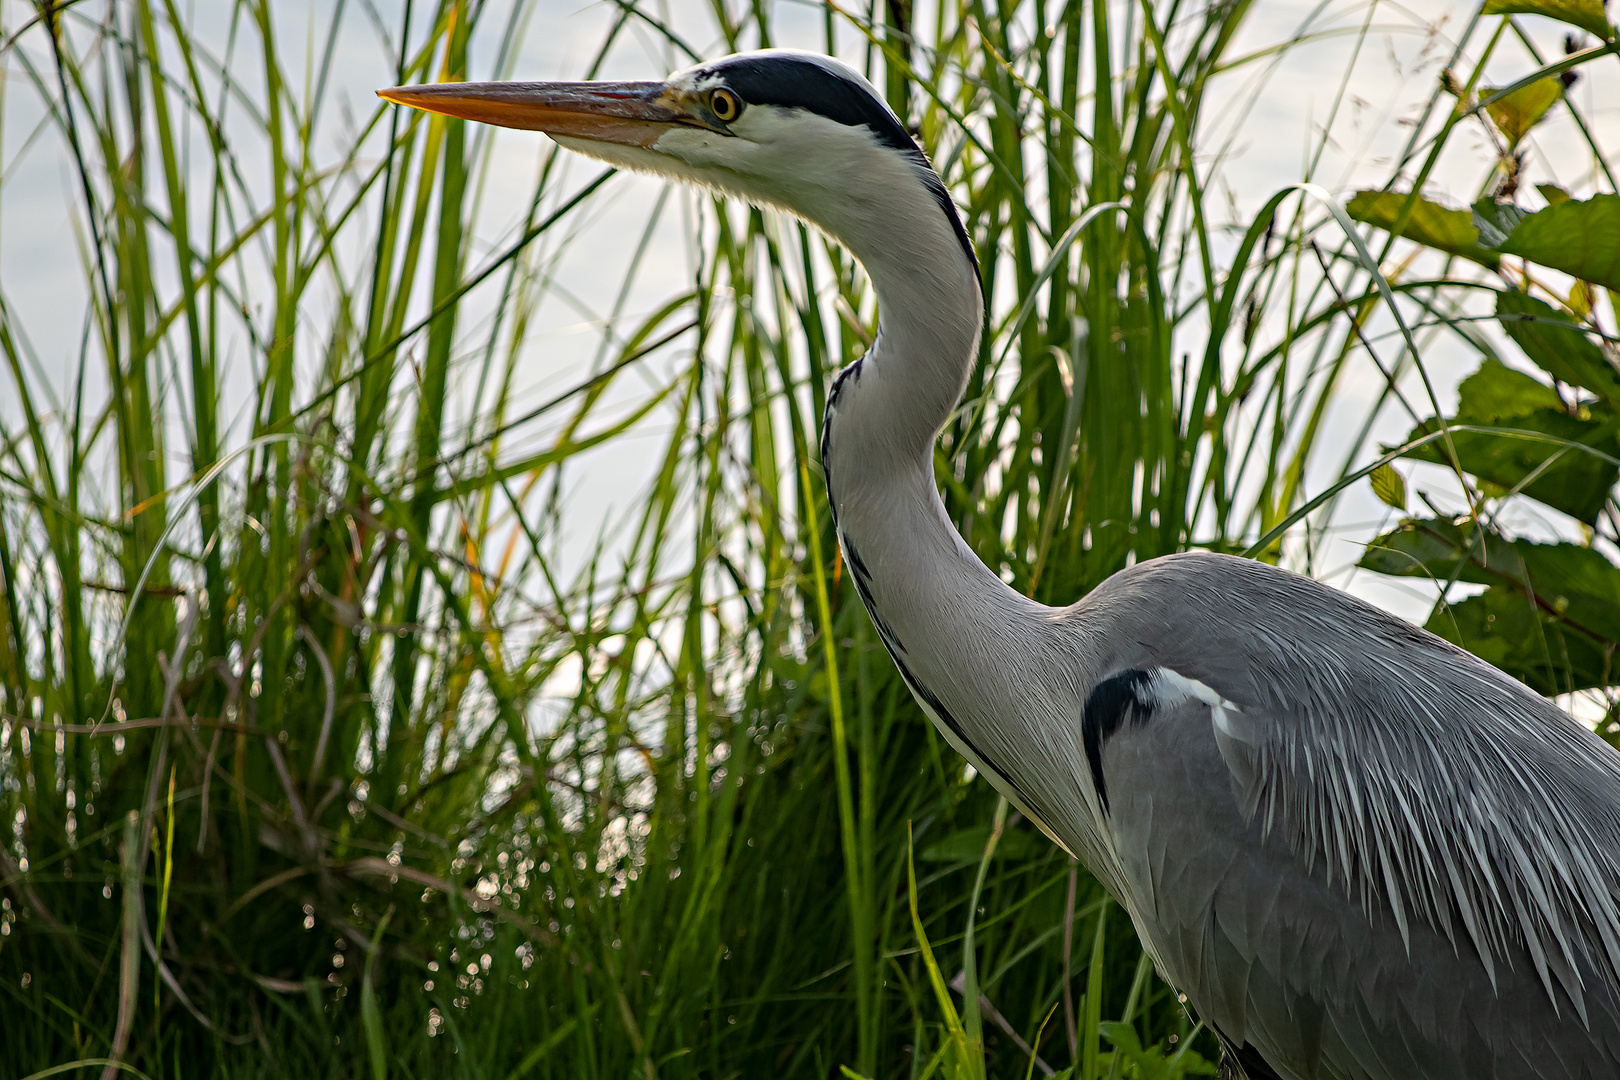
xmin=381 ymin=52 xmax=1620 ymax=1077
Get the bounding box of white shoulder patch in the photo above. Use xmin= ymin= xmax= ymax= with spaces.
xmin=1147 ymin=667 xmax=1244 ymax=741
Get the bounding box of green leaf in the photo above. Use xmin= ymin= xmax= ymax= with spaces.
xmin=905 ymin=827 xmax=984 ymax=1080
xmin=1472 ymin=199 xmax=1530 ymax=249
xmin=1427 ymin=588 xmax=1614 ymax=694
xmin=1497 ymin=291 xmax=1620 ymax=403
xmin=1537 ymin=183 xmax=1572 ymax=205
xmin=1397 ymin=360 xmax=1619 ymax=523
xmin=1359 ymin=517 xmax=1490 ymax=582
xmin=1097 ymin=1022 xmax=1217 ymax=1078
xmin=1496 ymin=194 xmax=1620 ymax=291
xmin=1362 ymin=518 xmax=1620 ymax=691
xmin=1346 ymin=190 xmax=1501 ymax=269
xmin=360 ymin=916 xmax=392 ymax=1080
xmin=1403 ymin=418 xmax=1616 ymax=522
xmin=1361 ymin=517 xmax=1619 ymax=606
xmin=1480 ymin=0 xmax=1616 ymax=40
xmin=1570 ymin=279 xmax=1596 ymax=320
xmin=1479 ymin=78 xmax=1565 ymax=148
xmin=1369 ymin=463 xmax=1408 ymax=509
xmin=1457 ymin=357 xmax=1569 ymax=417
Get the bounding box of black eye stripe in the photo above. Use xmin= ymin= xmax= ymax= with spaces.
xmin=707 ymin=56 xmax=914 ymax=156
xmin=698 ymin=53 xmax=981 ymax=289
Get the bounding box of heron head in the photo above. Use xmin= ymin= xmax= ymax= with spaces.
xmin=378 ymin=50 xmax=973 ymax=272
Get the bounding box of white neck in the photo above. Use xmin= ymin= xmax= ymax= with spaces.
xmin=818 ymin=177 xmax=1108 ymax=867
xmin=827 ymin=210 xmax=984 ymax=458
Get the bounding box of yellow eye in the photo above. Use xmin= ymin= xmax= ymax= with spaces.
xmin=709 ymin=88 xmax=741 ymax=123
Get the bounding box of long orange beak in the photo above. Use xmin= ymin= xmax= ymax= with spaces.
xmin=377 ymin=80 xmax=692 ymax=148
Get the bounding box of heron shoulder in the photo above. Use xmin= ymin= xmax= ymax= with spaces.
xmin=1068 ymin=550 xmax=1620 ymax=1019
xmin=1069 ymin=549 xmax=1490 ymax=686
xmin=1100 ymin=684 xmax=1620 ymax=1075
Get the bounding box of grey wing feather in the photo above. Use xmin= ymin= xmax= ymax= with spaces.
xmin=1103 ymin=690 xmax=1620 ymax=1079
xmin=1081 ymin=551 xmax=1620 ymax=1079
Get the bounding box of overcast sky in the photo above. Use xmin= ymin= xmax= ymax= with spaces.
xmin=1 ymin=0 xmax=1615 ymax=633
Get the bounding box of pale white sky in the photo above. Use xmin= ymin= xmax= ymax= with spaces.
xmin=1 ymin=0 xmax=1615 ymax=635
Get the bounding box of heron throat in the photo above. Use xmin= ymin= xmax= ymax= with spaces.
xmin=816 ymin=175 xmax=1094 ymax=860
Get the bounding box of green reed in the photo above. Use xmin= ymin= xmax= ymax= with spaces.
xmin=3 ymin=0 xmax=1605 ymax=1076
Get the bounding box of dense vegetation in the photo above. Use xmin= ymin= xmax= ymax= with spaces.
xmin=1 ymin=0 xmax=1616 ymax=1077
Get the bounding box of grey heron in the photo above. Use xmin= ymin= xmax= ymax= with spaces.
xmin=380 ymin=51 xmax=1620 ymax=1078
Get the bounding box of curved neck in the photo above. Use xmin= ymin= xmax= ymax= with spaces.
xmin=818 ymin=187 xmax=1107 ymax=861
xmin=825 ymin=204 xmax=985 ymax=463
xmin=820 ymin=237 xmax=1048 ymax=657
xmin=819 ymin=203 xmax=1003 ymax=615
xmin=817 ymin=170 xmax=998 ymax=594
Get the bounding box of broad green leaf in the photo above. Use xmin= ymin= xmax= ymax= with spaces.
xmin=1427 ymin=588 xmax=1614 ymax=694
xmin=1346 ymin=190 xmax=1501 ymax=269
xmin=1098 ymin=1021 xmax=1218 ymax=1078
xmin=1397 ymin=360 xmax=1619 ymax=523
xmin=1480 ymin=0 xmax=1615 ymax=40
xmin=1402 ymin=418 xmax=1616 ymax=522
xmin=1497 ymin=291 xmax=1620 ymax=403
xmin=1454 ymin=357 xmax=1567 ymax=417
xmin=1369 ymin=462 xmax=1408 ymax=509
xmin=1472 ymin=198 xmax=1529 ymax=249
xmin=1496 ymin=194 xmax=1620 ymax=291
xmin=1360 ymin=518 xmax=1488 ymax=581
xmin=1363 ymin=519 xmax=1620 ymax=635
xmin=1363 ymin=518 xmax=1620 ymax=691
xmin=1479 ymin=78 xmax=1565 ymax=148
xmin=1537 ymin=183 xmax=1572 ymax=205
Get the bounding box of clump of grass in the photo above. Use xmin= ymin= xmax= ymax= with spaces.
xmin=2 ymin=0 xmax=1614 ymax=1077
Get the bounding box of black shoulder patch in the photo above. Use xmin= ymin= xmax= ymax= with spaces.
xmin=1082 ymin=669 xmax=1154 ymax=814
xmin=703 ymin=55 xmax=979 ymax=285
